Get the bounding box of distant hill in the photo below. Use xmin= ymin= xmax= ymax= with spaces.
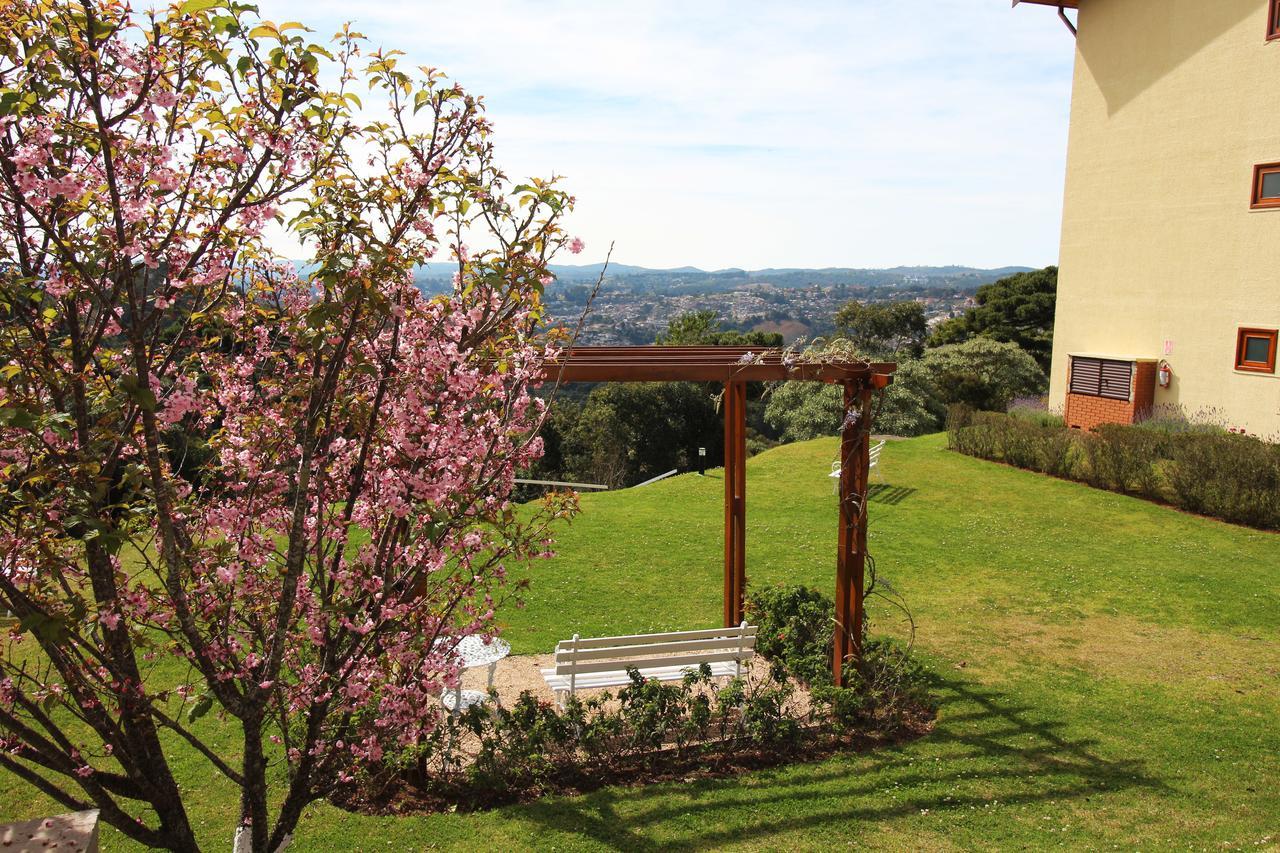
xmin=411 ymin=262 xmax=1035 ymax=294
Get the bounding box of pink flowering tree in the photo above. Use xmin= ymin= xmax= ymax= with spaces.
xmin=0 ymin=2 xmax=580 ymax=850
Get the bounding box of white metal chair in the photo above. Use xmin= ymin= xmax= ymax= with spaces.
xmin=829 ymin=440 xmax=886 ymax=493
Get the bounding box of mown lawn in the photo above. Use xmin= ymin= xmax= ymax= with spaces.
xmin=4 ymin=433 xmax=1279 ymax=849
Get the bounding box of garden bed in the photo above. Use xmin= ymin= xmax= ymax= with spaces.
xmin=333 ymin=712 xmax=934 ymax=815
xmin=329 ymin=587 xmax=936 ymax=817
xmin=329 ymin=657 xmax=935 ymax=816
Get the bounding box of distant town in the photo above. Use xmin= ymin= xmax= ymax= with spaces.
xmin=416 ymin=263 xmax=1032 ymax=345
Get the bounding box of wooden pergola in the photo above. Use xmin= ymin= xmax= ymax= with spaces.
xmin=539 ymin=346 xmax=896 ymax=684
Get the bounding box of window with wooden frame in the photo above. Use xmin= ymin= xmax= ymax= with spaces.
xmin=1069 ymin=356 xmax=1133 ymax=400
xmin=1235 ymin=328 xmax=1278 ymax=374
xmin=1269 ymin=0 xmax=1280 ymax=40
xmin=1252 ymin=163 xmax=1280 ymax=209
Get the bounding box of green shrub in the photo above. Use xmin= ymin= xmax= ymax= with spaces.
xmin=810 ymin=638 xmax=932 ymax=733
xmin=1081 ymin=425 xmax=1164 ymax=498
xmin=745 ymin=584 xmax=836 ymax=687
xmin=1165 ymin=433 xmax=1280 ymax=529
xmin=746 ymin=583 xmax=933 ymax=733
xmin=462 ymin=691 xmax=572 ymax=798
xmin=946 ymin=404 xmax=996 ymax=458
xmin=947 ymin=408 xmax=1072 ymax=477
xmin=946 ymin=403 xmax=976 ymax=431
xmin=997 ymin=415 xmax=1043 ymax=471
xmin=947 ymin=410 xmax=1280 ymax=530
xmin=1034 ymin=425 xmax=1077 ymax=478
xmin=853 ymin=638 xmax=934 ymax=732
xmin=808 ymin=684 xmax=868 ymax=729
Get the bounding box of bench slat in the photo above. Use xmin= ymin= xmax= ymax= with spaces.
xmin=555 ymin=649 xmax=753 ymax=676
xmin=542 ymin=660 xmax=741 ymax=692
xmin=556 ymin=625 xmax=756 ymax=651
xmin=555 ymin=635 xmax=756 ymax=663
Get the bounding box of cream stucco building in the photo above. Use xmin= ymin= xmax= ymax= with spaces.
xmin=1019 ymin=0 xmax=1280 ymax=436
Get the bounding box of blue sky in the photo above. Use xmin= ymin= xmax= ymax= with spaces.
xmin=258 ymin=0 xmax=1077 ymax=270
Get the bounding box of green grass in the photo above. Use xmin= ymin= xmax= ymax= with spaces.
xmin=4 ymin=433 xmax=1280 ymax=849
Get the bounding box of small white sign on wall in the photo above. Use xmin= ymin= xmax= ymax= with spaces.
xmin=1163 ymin=339 xmax=1174 ymax=355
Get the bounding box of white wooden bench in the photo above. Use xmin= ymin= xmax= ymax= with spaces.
xmin=541 ymin=622 xmax=757 ymax=708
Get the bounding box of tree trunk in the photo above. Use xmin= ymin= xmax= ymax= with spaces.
xmin=240 ymin=718 xmax=270 ymax=853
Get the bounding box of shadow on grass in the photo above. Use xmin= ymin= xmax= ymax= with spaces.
xmin=503 ymin=675 xmax=1166 ymax=850
xmin=867 ymin=483 xmax=917 ymax=505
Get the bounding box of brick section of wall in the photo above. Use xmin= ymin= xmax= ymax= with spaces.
xmin=1064 ymin=360 xmax=1157 ymax=431
xmin=1065 ymin=392 xmax=1135 ymax=430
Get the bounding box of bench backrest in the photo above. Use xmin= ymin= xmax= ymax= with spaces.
xmin=869 ymin=440 xmax=885 ymax=465
xmin=554 ymin=623 xmax=757 ymax=677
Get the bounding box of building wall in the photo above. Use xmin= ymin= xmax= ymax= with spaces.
xmin=1048 ymin=0 xmax=1280 ymax=437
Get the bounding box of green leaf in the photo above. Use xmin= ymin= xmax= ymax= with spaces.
xmin=19 ymin=612 xmax=69 ymax=644
xmin=119 ymin=376 xmax=157 ymax=413
xmin=187 ymin=694 xmax=214 ymax=723
xmin=83 ymin=526 xmax=126 ymax=556
xmin=0 ymin=406 xmax=36 ymax=431
xmin=178 ymin=0 xmax=221 ymax=14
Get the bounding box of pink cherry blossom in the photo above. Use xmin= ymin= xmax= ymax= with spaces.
xmin=0 ymin=3 xmax=580 ymax=848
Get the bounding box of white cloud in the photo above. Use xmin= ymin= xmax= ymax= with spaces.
xmin=256 ymin=0 xmax=1076 ymax=269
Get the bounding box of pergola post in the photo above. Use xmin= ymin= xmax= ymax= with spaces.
xmin=833 ymin=381 xmax=873 ymax=686
xmin=723 ymin=380 xmax=747 ymax=627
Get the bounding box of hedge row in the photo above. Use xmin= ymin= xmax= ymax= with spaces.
xmin=946 ymin=407 xmax=1280 ymax=530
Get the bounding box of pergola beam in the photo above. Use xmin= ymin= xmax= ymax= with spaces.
xmin=538 ymin=346 xmax=895 ymax=384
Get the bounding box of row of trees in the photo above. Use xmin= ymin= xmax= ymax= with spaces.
xmin=766 ymin=267 xmax=1057 ymax=442
xmin=533 ymin=268 xmax=1057 ymax=486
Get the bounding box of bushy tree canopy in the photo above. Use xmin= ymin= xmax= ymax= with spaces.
xmin=537 ymin=383 xmax=721 ymax=488
xmin=763 ymin=362 xmax=945 ymax=442
xmin=918 ymin=338 xmax=1047 ymax=412
xmin=833 ymin=300 xmax=928 ymax=358
xmin=763 ymin=337 xmax=1042 ymax=441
